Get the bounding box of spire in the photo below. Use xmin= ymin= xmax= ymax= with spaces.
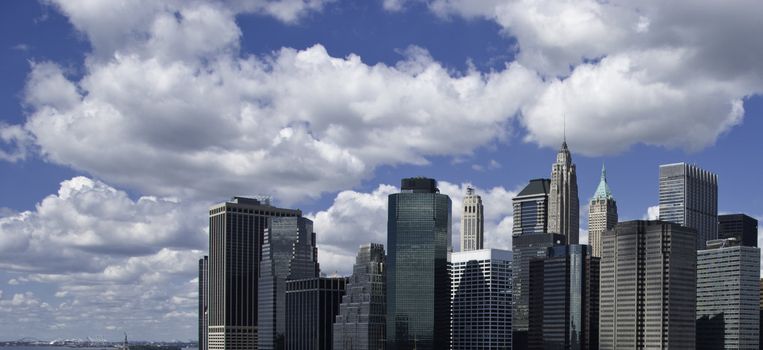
xmin=562 ymin=114 xmax=568 ymax=150
xmin=593 ymin=163 xmax=613 ymax=200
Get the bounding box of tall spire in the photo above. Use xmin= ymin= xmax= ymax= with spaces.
xmin=562 ymin=114 xmax=567 ymax=149
xmin=593 ymin=163 xmax=613 ymax=200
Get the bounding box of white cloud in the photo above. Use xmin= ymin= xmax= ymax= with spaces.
xmin=0 ymin=123 xmax=32 ymax=162
xmin=644 ymin=205 xmax=660 ymax=220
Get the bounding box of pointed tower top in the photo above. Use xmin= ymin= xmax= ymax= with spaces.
xmin=593 ymin=163 xmax=613 ymax=200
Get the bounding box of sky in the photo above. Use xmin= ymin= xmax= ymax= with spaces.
xmin=0 ymin=0 xmax=761 ymax=342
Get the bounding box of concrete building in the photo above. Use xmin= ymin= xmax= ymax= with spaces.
xmin=696 ymin=238 xmax=760 ymax=349
xmin=548 ymin=141 xmax=579 ymax=244
xmin=286 ymin=277 xmax=348 ymax=350
xmin=259 ymin=217 xmax=320 ymax=350
xmin=460 ymin=187 xmax=484 ymax=252
xmin=208 ymin=197 xmax=301 ymax=350
xmin=528 ymin=245 xmax=599 ymax=350
xmin=512 ymin=179 xmax=551 ymax=236
xmin=718 ymin=214 xmax=758 ymax=247
xmin=199 ymin=256 xmax=208 ymax=350
xmin=600 ymin=220 xmax=696 ymax=350
xmin=386 ymin=177 xmax=451 ymax=350
xmin=588 ymin=165 xmax=618 ymax=257
xmin=450 ymin=249 xmax=512 ymax=350
xmin=659 ymin=163 xmax=718 ymax=249
xmin=333 ymin=244 xmax=386 ymax=350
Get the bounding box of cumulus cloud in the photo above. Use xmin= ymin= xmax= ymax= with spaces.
xmin=0 ymin=123 xmax=33 ymax=162
xmin=644 ymin=205 xmax=660 ymax=220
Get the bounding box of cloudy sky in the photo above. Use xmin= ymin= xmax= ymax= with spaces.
xmin=0 ymin=0 xmax=762 ymax=342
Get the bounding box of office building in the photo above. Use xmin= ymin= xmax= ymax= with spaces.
xmin=199 ymin=256 xmax=208 ymax=350
xmin=286 ymin=277 xmax=348 ymax=350
xmin=208 ymin=197 xmax=301 ymax=350
xmin=718 ymin=214 xmax=758 ymax=247
xmin=696 ymin=238 xmax=760 ymax=349
xmin=549 ymin=141 xmax=579 ymax=244
xmin=588 ymin=165 xmax=618 ymax=257
xmin=512 ymin=179 xmax=551 ymax=236
xmin=259 ymin=217 xmax=320 ymax=350
xmin=528 ymin=244 xmax=599 ymax=350
xmin=460 ymin=187 xmax=484 ymax=251
xmin=451 ymin=249 xmax=512 ymax=350
xmin=386 ymin=177 xmax=451 ymax=350
xmin=600 ymin=220 xmax=696 ymax=350
xmin=659 ymin=163 xmax=718 ymax=249
xmin=333 ymin=244 xmax=386 ymax=350
xmin=511 ymin=233 xmax=565 ymax=348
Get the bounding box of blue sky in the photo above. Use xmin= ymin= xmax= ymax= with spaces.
xmin=0 ymin=0 xmax=761 ymax=341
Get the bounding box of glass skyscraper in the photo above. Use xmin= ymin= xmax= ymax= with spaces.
xmin=659 ymin=163 xmax=718 ymax=249
xmin=285 ymin=277 xmax=348 ymax=350
xmin=512 ymin=179 xmax=550 ymax=236
xmin=718 ymin=214 xmax=758 ymax=248
xmin=386 ymin=177 xmax=451 ymax=350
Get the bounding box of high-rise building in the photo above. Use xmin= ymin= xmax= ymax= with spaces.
xmin=208 ymin=197 xmax=301 ymax=350
xmin=696 ymin=238 xmax=760 ymax=350
xmin=286 ymin=277 xmax=348 ymax=350
xmin=718 ymin=214 xmax=758 ymax=247
xmin=512 ymin=179 xmax=551 ymax=236
xmin=548 ymin=141 xmax=579 ymax=244
xmin=450 ymin=249 xmax=513 ymax=350
xmin=199 ymin=256 xmax=208 ymax=350
xmin=460 ymin=187 xmax=484 ymax=252
xmin=259 ymin=217 xmax=320 ymax=350
xmin=386 ymin=177 xmax=451 ymax=350
xmin=600 ymin=220 xmax=696 ymax=350
xmin=588 ymin=165 xmax=618 ymax=257
xmin=659 ymin=163 xmax=718 ymax=249
xmin=528 ymin=245 xmax=599 ymax=350
xmin=511 ymin=233 xmax=565 ymax=349
xmin=333 ymin=244 xmax=386 ymax=350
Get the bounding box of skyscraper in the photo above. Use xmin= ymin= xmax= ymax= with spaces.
xmin=450 ymin=249 xmax=512 ymax=350
xmin=718 ymin=214 xmax=758 ymax=247
xmin=588 ymin=165 xmax=618 ymax=257
xmin=600 ymin=220 xmax=696 ymax=350
xmin=259 ymin=217 xmax=320 ymax=350
xmin=548 ymin=141 xmax=579 ymax=244
xmin=208 ymin=197 xmax=301 ymax=350
xmin=696 ymin=238 xmax=760 ymax=350
xmin=286 ymin=277 xmax=348 ymax=350
xmin=333 ymin=244 xmax=386 ymax=350
xmin=512 ymin=179 xmax=551 ymax=236
xmin=528 ymin=245 xmax=599 ymax=350
xmin=460 ymin=187 xmax=484 ymax=251
xmin=386 ymin=177 xmax=451 ymax=350
xmin=199 ymin=256 xmax=208 ymax=350
xmin=659 ymin=163 xmax=718 ymax=249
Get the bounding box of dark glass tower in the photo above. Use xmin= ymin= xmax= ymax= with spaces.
xmin=333 ymin=244 xmax=387 ymax=350
xmin=659 ymin=163 xmax=718 ymax=249
xmin=718 ymin=214 xmax=758 ymax=247
xmin=386 ymin=177 xmax=452 ymax=350
xmin=286 ymin=277 xmax=348 ymax=350
xmin=208 ymin=197 xmax=301 ymax=350
xmin=259 ymin=216 xmax=320 ymax=350
xmin=199 ymin=256 xmax=208 ymax=350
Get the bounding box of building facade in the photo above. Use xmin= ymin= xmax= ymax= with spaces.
xmin=208 ymin=197 xmax=301 ymax=350
xmin=512 ymin=179 xmax=551 ymax=236
xmin=199 ymin=256 xmax=208 ymax=350
xmin=450 ymin=249 xmax=513 ymax=350
xmin=386 ymin=177 xmax=451 ymax=350
xmin=696 ymin=239 xmax=760 ymax=350
xmin=659 ymin=163 xmax=718 ymax=249
xmin=588 ymin=165 xmax=618 ymax=257
xmin=548 ymin=141 xmax=579 ymax=244
xmin=718 ymin=214 xmax=758 ymax=247
xmin=259 ymin=216 xmax=320 ymax=350
xmin=286 ymin=277 xmax=348 ymax=350
xmin=333 ymin=244 xmax=386 ymax=350
xmin=460 ymin=187 xmax=484 ymax=252
xmin=528 ymin=245 xmax=599 ymax=350
xmin=600 ymin=220 xmax=696 ymax=350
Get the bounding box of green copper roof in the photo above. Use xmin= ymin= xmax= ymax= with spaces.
xmin=593 ymin=164 xmax=613 ymax=200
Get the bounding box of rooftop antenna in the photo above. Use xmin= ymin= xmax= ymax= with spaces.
xmin=563 ymin=113 xmax=567 ymax=144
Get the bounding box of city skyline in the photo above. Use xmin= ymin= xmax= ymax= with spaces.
xmin=0 ymin=0 xmax=762 ymax=342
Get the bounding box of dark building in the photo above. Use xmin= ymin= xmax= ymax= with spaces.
xmin=259 ymin=216 xmax=320 ymax=350
xmin=718 ymin=214 xmax=758 ymax=247
xmin=386 ymin=177 xmax=451 ymax=350
xmin=208 ymin=197 xmax=301 ymax=350
xmin=600 ymin=220 xmax=696 ymax=350
xmin=659 ymin=163 xmax=718 ymax=249
xmin=333 ymin=244 xmax=386 ymax=350
xmin=286 ymin=277 xmax=348 ymax=350
xmin=199 ymin=256 xmax=208 ymax=350
xmin=512 ymin=179 xmax=551 ymax=236
xmin=528 ymin=245 xmax=599 ymax=350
